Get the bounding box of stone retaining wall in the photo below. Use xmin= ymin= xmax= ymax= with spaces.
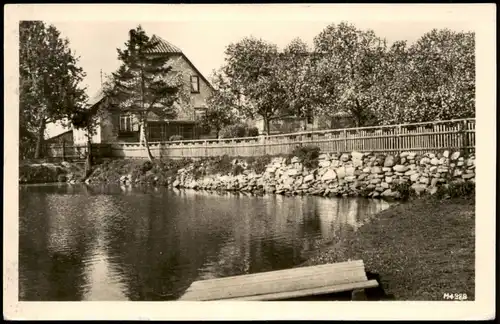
xmin=168 ymin=150 xmax=475 ymax=200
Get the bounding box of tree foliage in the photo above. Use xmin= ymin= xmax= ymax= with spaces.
xmin=19 ymin=20 xmax=87 ymax=159
xmin=312 ymin=22 xmax=387 ymax=127
xmin=278 ymin=38 xmax=318 ymax=127
xmin=71 ymin=102 xmax=105 ymax=174
xmin=222 ymin=37 xmax=289 ymax=134
xmin=212 ymin=23 xmax=474 ymax=133
xmin=198 ymin=70 xmax=238 ymax=138
xmin=378 ymin=29 xmax=475 ymax=124
xmin=103 ymin=25 xmax=187 ymax=160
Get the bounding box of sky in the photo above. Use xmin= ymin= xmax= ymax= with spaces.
xmin=37 ymin=5 xmax=478 ymax=137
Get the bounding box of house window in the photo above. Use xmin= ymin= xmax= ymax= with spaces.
xmin=120 ymin=114 xmax=134 ymax=132
xmin=190 ymin=76 xmax=200 ymax=93
xmin=194 ymin=108 xmax=206 ymax=120
xmin=180 ymin=124 xmax=195 ymax=139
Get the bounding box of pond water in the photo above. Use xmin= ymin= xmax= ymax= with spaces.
xmin=19 ymin=184 xmax=392 ymax=301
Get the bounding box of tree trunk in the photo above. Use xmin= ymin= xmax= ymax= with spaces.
xmin=140 ymin=119 xmax=154 ymax=161
xmin=263 ymin=116 xmax=270 ymax=135
xmin=354 ymin=98 xmax=364 ymax=128
xmin=34 ymin=118 xmax=46 ymax=159
xmin=85 ymin=136 xmax=92 ymax=178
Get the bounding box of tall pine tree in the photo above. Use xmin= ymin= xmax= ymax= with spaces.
xmin=105 ymin=25 xmax=185 ymax=160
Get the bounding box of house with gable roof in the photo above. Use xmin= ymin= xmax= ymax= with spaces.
xmin=73 ymin=35 xmax=214 ymax=146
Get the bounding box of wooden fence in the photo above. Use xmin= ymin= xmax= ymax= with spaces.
xmin=45 ymin=118 xmax=475 ymax=160
xmin=44 ymin=143 xmax=112 ymax=161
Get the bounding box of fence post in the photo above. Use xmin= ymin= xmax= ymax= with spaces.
xmin=462 ymin=119 xmax=469 ymax=153
xmin=397 ymin=124 xmax=402 ymax=154
xmin=343 ymin=130 xmax=347 ymax=153
xmin=204 ymin=140 xmax=208 ymax=157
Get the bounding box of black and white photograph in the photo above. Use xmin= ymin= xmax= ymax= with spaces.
xmin=3 ymin=3 xmax=496 ymax=321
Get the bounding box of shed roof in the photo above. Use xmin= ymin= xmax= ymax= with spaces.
xmin=45 ymin=129 xmax=73 ymax=141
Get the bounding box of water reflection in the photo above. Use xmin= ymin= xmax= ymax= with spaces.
xmin=19 ymin=184 xmax=391 ymax=301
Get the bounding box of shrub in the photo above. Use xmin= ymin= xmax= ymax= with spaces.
xmin=141 ymin=161 xmax=153 ymax=173
xmin=231 ymin=164 xmax=245 ymax=176
xmin=220 ymin=124 xmax=246 ymax=138
xmin=210 ymin=154 xmax=233 ymax=175
xmin=220 ymin=124 xmax=259 ymax=139
xmin=291 ymin=145 xmax=321 ymax=169
xmin=193 ymin=167 xmax=206 ymax=180
xmin=169 ymin=135 xmax=183 ymax=141
xmin=252 ymin=155 xmax=272 ymax=174
xmin=192 ymin=160 xmax=206 ymax=180
xmin=247 ymin=127 xmax=259 ymax=137
xmin=393 ymin=182 xmax=414 ymax=201
xmin=130 ymin=167 xmax=144 ymax=180
xmin=57 ymin=174 xmax=67 ymax=183
xmin=435 ymin=181 xmax=475 ymax=200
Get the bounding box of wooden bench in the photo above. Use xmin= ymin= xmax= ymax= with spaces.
xmin=179 ymin=259 xmax=378 ymax=301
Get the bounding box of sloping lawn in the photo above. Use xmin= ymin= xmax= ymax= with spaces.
xmin=303 ymin=197 xmax=475 ymax=300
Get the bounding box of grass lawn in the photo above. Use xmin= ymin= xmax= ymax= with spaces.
xmin=302 ymin=197 xmax=475 ymax=301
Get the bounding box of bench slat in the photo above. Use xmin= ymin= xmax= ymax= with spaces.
xmin=221 ymin=280 xmax=380 ymax=301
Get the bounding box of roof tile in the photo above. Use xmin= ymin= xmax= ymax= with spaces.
xmin=146 ymin=35 xmax=183 ymax=54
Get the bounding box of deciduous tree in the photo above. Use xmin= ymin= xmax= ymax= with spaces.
xmin=374 ymin=29 xmax=475 ymax=124
xmin=277 ymin=38 xmax=319 ymax=129
xmin=19 ymin=20 xmax=87 ymax=159
xmin=199 ymin=71 xmax=238 ymax=138
xmin=312 ymin=22 xmax=387 ymax=127
xmin=222 ymin=37 xmax=289 ymax=134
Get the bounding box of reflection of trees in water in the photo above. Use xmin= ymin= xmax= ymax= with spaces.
xmin=313 ymin=197 xmax=392 ymax=243
xmin=198 ymin=196 xmax=253 ymax=279
xmin=102 ymin=190 xmax=232 ymax=301
xmin=19 ymin=191 xmax=51 ymax=300
xmin=19 ymin=192 xmax=93 ymax=300
xmin=78 ymin=196 xmax=129 ymax=300
xmin=198 ymin=195 xmax=323 ymax=277
xmin=98 ymin=193 xmax=154 ymax=300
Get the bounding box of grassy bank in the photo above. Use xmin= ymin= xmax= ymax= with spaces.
xmin=19 ymin=160 xmax=86 ymax=184
xmin=87 ymin=156 xmax=275 ymax=185
xmin=302 ymin=196 xmax=475 ymax=300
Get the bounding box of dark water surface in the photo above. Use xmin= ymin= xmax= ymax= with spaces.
xmin=19 ymin=184 xmax=391 ymax=301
